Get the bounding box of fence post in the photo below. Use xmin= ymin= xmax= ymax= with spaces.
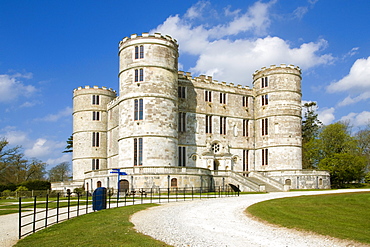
xmin=86 ymin=191 xmax=89 ymax=214
xmin=67 ymin=192 xmax=71 ymax=220
xmin=167 ymin=187 xmax=170 ymax=203
xmin=45 ymin=194 xmax=49 ymax=228
xmin=56 ymin=193 xmax=60 ymax=223
xmin=150 ymin=188 xmax=153 ymax=203
xmin=192 ymin=187 xmax=193 ymax=200
xmin=159 ymin=188 xmax=161 ymax=203
xmin=77 ymin=193 xmax=80 ymax=217
xmin=18 ymin=197 xmax=22 ymax=239
xmin=32 ymin=196 xmax=36 ymax=233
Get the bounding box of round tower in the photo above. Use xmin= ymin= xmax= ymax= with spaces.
xmin=253 ymin=64 xmax=302 ymax=171
xmin=117 ymin=33 xmax=179 ymax=168
xmin=72 ymin=86 xmax=117 ymax=181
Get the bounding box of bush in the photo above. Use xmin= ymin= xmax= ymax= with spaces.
xmin=0 ymin=183 xmax=17 ymax=192
xmin=365 ymin=172 xmax=370 ymax=184
xmin=16 ymin=185 xmax=28 ymax=192
xmin=20 ymin=180 xmax=51 ymax=190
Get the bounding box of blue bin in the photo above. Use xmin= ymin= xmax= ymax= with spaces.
xmin=92 ymin=187 xmax=107 ymax=211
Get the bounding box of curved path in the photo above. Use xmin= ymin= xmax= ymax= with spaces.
xmin=131 ymin=189 xmax=370 ymax=247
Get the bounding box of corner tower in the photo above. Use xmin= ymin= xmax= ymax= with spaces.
xmin=72 ymin=86 xmax=117 ymax=181
xmin=117 ymin=33 xmax=179 ymax=167
xmin=253 ymin=64 xmax=302 ymax=171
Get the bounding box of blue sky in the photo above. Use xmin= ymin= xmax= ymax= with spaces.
xmin=1 ymin=0 xmax=370 ymax=170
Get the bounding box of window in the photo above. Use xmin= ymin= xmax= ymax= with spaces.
xmin=261 ymin=118 xmax=268 ymax=136
xmin=135 ymin=46 xmax=139 ymax=59
xmin=205 ymin=90 xmax=212 ymax=102
xmin=134 ymin=45 xmax=144 ymax=59
xmin=220 ymin=92 xmax=226 ymax=104
xmin=134 ymin=138 xmax=143 ymax=166
xmin=134 ymin=69 xmax=144 ymax=82
xmin=178 ymin=146 xmax=186 ymax=166
xmin=171 ymin=178 xmax=178 ymax=187
xmin=261 ymin=77 xmax=268 ymax=88
xmin=92 ymin=95 xmax=100 ymax=105
xmin=178 ymin=86 xmax=186 ymax=99
xmin=92 ymin=159 xmax=100 ymax=170
xmin=262 ymin=148 xmax=268 ymax=166
xmin=220 ymin=116 xmax=226 ymax=135
xmin=205 ymin=115 xmax=212 ymax=133
xmin=134 ymin=99 xmax=143 ymax=120
xmin=178 ymin=112 xmax=186 ymax=132
xmin=92 ymin=111 xmax=100 ymax=121
xmin=243 ymin=119 xmax=249 ymax=137
xmin=243 ymin=150 xmax=249 ymax=176
xmin=139 ymin=45 xmax=144 ymax=59
xmin=92 ymin=132 xmax=100 ymax=147
xmin=211 ymin=143 xmax=220 ymax=154
xmin=262 ymin=94 xmax=268 ymax=106
xmin=242 ymin=96 xmax=248 ymax=107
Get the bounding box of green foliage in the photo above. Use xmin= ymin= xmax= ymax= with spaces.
xmin=73 ymin=187 xmax=85 ymax=195
xmin=0 ymin=183 xmax=17 ymax=192
xmin=301 ymin=102 xmax=322 ymax=169
xmin=16 ymin=185 xmax=28 ymax=192
xmin=62 ymin=135 xmax=73 ymax=153
xmin=20 ymin=180 xmax=51 ymax=190
xmin=318 ymin=153 xmax=367 ymax=188
xmin=248 ymin=192 xmax=370 ymax=244
xmin=365 ymin=172 xmax=370 ymax=183
xmin=15 ymin=204 xmax=170 ymax=247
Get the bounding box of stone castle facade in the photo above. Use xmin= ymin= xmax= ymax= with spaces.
xmin=57 ymin=33 xmax=330 ymax=193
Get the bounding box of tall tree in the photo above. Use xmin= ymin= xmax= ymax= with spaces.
xmin=63 ymin=135 xmax=73 ymax=153
xmin=317 ymin=122 xmax=365 ymax=187
xmin=48 ymin=162 xmax=71 ymax=182
xmin=355 ymin=124 xmax=370 ymax=172
xmin=301 ymin=102 xmax=322 ymax=169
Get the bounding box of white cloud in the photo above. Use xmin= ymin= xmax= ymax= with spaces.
xmin=46 ymin=153 xmax=72 ymax=166
xmin=24 ymin=138 xmax=65 ymax=159
xmin=340 ymin=111 xmax=370 ymax=127
xmin=36 ymin=107 xmax=73 ymax=122
xmin=1 ymin=127 xmax=28 ymax=145
xmin=327 ymin=56 xmax=370 ymax=94
xmin=152 ymin=1 xmax=334 ymax=86
xmin=0 ymin=73 xmax=36 ymax=103
xmin=317 ymin=107 xmax=335 ymax=125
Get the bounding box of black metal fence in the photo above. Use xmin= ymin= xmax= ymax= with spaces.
xmin=19 ymin=185 xmax=239 ymax=239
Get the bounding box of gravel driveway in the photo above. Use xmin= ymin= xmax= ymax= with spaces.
xmin=131 ymin=189 xmax=370 ymax=247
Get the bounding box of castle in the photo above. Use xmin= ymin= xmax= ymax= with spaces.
xmin=53 ymin=32 xmax=330 ymax=193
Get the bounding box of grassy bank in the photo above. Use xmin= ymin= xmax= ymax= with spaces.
xmin=15 ymin=204 xmax=171 ymax=247
xmin=247 ymin=191 xmax=370 ymax=244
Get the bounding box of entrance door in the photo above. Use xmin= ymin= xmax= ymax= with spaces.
xmin=119 ymin=179 xmax=129 ymax=193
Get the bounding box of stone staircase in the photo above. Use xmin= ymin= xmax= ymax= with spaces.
xmin=245 ymin=177 xmax=283 ymax=192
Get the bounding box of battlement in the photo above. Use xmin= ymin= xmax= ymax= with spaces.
xmin=253 ymin=64 xmax=301 ymax=76
xmin=178 ymin=71 xmax=250 ymax=90
xmin=119 ymin=32 xmax=178 ymax=47
xmin=74 ymin=85 xmax=117 ymax=94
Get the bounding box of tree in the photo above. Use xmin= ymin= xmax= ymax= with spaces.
xmin=301 ymin=102 xmax=322 ymax=169
xmin=63 ymin=135 xmax=73 ymax=153
xmin=0 ymin=138 xmax=47 ymax=184
xmin=355 ymin=124 xmax=370 ymax=172
xmin=316 ymin=122 xmax=366 ymax=187
xmin=319 ymin=153 xmax=367 ymax=188
xmin=302 ymin=102 xmax=322 ymax=143
xmin=48 ymin=162 xmax=71 ymax=182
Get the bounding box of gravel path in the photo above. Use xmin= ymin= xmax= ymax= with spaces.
xmin=131 ymin=189 xmax=370 ymax=247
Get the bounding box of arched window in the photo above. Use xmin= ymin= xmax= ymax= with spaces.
xmin=171 ymin=178 xmax=178 ymax=187
xmin=139 ymin=45 xmax=144 ymax=59
xmin=119 ymin=179 xmax=129 ymax=193
xmin=285 ymin=179 xmax=291 ymax=185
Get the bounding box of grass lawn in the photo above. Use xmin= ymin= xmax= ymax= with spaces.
xmin=247 ymin=192 xmax=370 ymax=244
xmin=15 ymin=203 xmax=171 ymax=247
